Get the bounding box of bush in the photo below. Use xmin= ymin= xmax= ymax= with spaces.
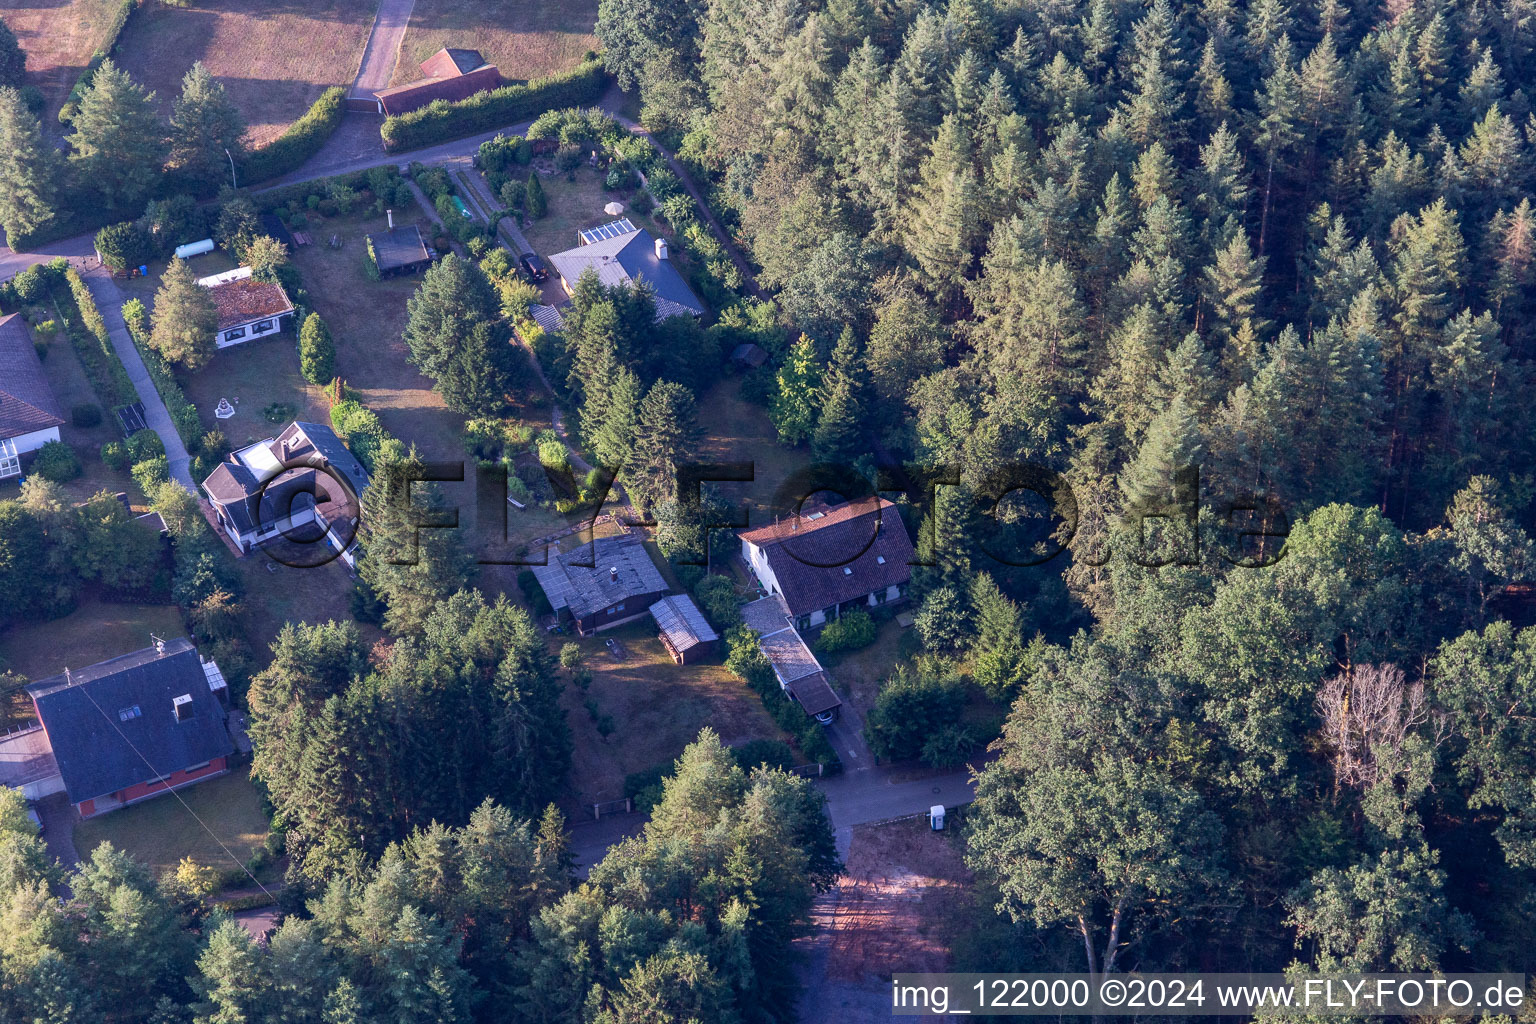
xmin=537 ymin=439 xmax=568 ymax=470
xmin=239 ymin=87 xmax=347 ymax=184
xmin=864 ymin=661 xmax=966 ymax=763
xmin=731 ymin=739 xmax=796 ymax=773
xmin=330 ymin=400 xmax=390 ymax=471
xmin=624 ymin=762 xmax=671 ymax=812
xmin=816 ymin=610 xmax=877 ymax=654
xmin=132 ymin=456 xmax=170 ymax=491
xmin=629 ymin=191 xmax=654 ymax=216
xmin=94 ymin=220 xmax=153 ymax=273
xmin=380 ymin=59 xmax=607 ymax=152
xmin=693 ymin=573 xmax=742 ymax=631
xmin=31 ymin=441 xmax=81 ymax=482
xmin=555 ymin=143 xmax=584 ymax=175
xmin=101 ymin=440 xmax=130 ymax=471
xmin=71 ymin=403 xmax=102 ymax=428
xmin=127 ymin=428 xmax=165 ymax=463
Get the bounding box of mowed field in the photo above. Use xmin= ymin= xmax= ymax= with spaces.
xmin=111 ymin=0 xmax=375 ymax=147
xmin=388 ymin=0 xmax=598 ymax=86
xmin=4 ymin=0 xmax=122 ymax=122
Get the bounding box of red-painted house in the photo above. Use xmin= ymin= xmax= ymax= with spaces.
xmin=372 ymin=47 xmax=502 ymax=115
xmin=26 ymin=638 xmax=236 ymax=818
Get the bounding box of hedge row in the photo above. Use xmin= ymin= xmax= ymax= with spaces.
xmin=58 ymin=0 xmax=138 ymax=123
xmin=48 ymin=267 xmax=136 ymax=410
xmin=380 ymin=59 xmax=608 ymax=152
xmin=239 ymin=87 xmax=347 ymax=184
xmin=121 ymin=300 xmax=201 ymax=446
xmin=250 ymin=166 xmax=378 ymax=215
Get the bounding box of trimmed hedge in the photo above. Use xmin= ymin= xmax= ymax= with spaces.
xmin=381 ymin=59 xmax=608 ymax=152
xmin=122 ymin=299 xmax=202 ymax=446
xmin=239 ymin=87 xmax=347 ymax=184
xmin=57 ymin=0 xmax=138 ymax=123
xmin=49 ymin=267 xmax=136 ymax=410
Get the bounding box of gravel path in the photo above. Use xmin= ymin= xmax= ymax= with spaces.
xmin=351 ymin=0 xmax=416 ymax=98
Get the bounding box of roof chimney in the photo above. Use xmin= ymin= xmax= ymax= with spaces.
xmin=610 ymin=567 xmax=619 ymax=583
xmin=386 ymin=209 xmax=394 ymax=230
xmin=654 ymin=237 xmax=668 ymax=260
xmin=152 ymin=633 xmax=166 ymax=656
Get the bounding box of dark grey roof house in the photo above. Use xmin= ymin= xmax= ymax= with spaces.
xmin=201 ymin=421 xmax=370 ymax=566
xmin=27 ymin=638 xmax=235 ymax=817
xmin=649 ymin=594 xmax=719 ymax=664
xmin=532 ymin=533 xmax=670 ymax=635
xmin=739 ymin=497 xmax=915 ymax=630
xmin=0 ymin=313 xmax=65 ymax=480
xmin=547 ymin=221 xmax=706 ymax=321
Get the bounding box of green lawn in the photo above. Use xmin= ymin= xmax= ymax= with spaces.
xmin=519 ymin=165 xmax=669 ymax=264
xmin=176 ymin=331 xmax=328 ymax=450
xmin=73 ymin=768 xmax=273 ymax=883
xmin=0 ymin=600 xmax=186 ymax=682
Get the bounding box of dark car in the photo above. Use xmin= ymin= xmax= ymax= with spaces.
xmin=519 ymin=252 xmax=548 ymax=282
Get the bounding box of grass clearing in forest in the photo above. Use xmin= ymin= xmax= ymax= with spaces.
xmin=5 ymin=0 xmax=121 ymax=124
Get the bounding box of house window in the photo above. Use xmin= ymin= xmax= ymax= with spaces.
xmin=225 ymin=326 xmax=247 ymax=342
xmin=613 ymin=602 xmax=625 ymax=613
xmin=254 ymin=319 xmax=274 ymax=333
xmin=118 ymin=705 xmax=142 ymax=722
xmin=0 ymin=437 xmax=19 ymax=480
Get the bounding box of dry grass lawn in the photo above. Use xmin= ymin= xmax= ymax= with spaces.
xmin=177 ymin=332 xmax=328 ymax=450
xmin=4 ymin=0 xmax=121 ymax=123
xmin=694 ymin=377 xmax=804 ymax=525
xmin=0 ymin=600 xmax=186 ymax=682
xmin=111 ymin=0 xmax=375 ymax=147
xmin=558 ymin=620 xmax=791 ymax=805
xmin=73 ymin=768 xmax=272 ymax=882
xmin=389 ymin=0 xmax=598 ymax=87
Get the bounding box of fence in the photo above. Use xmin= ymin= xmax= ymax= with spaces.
xmin=591 ymin=797 xmax=633 ymax=820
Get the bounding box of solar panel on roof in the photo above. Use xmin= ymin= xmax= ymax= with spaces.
xmin=578 ymin=218 xmax=638 ymax=245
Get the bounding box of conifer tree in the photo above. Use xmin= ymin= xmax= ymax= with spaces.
xmin=149 ymin=257 xmax=218 ymax=370
xmin=772 ymin=334 xmax=823 ymax=445
xmin=169 ymin=61 xmax=244 ymax=187
xmin=68 ymin=59 xmax=164 ymax=207
xmin=0 ymin=18 xmax=23 ymax=88
xmin=812 ymin=326 xmax=868 ymax=462
xmin=1201 ymin=230 xmax=1267 ymax=346
xmin=299 ymin=313 xmax=336 ymax=385
xmin=0 ymin=87 xmax=57 ymax=241
xmin=628 ymin=380 xmax=701 ymax=512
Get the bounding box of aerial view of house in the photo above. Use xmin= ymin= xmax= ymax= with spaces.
xmin=532 ymin=533 xmax=669 ymax=635
xmin=0 ymin=313 xmax=64 ymax=479
xmin=200 ymin=421 xmax=369 ymax=564
xmin=1 ymin=0 xmax=1533 ymax=1016
xmin=20 ymin=638 xmax=235 ymax=819
xmin=547 ymin=219 xmax=705 ymax=321
xmin=740 ymin=497 xmax=915 ymax=631
xmin=197 ymin=266 xmax=295 ymax=348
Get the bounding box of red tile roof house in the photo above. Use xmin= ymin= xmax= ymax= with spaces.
xmin=372 ymin=48 xmax=503 ymax=116
xmin=9 ymin=638 xmax=237 ymax=819
xmin=0 ymin=313 xmax=66 ymax=480
xmin=738 ymin=497 xmax=916 ymax=633
xmin=196 ymin=267 xmax=295 ymax=349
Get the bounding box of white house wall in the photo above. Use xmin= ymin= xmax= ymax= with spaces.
xmin=742 ymin=540 xmax=782 ymax=597
xmin=9 ymin=425 xmax=61 ymax=455
xmin=216 ymin=316 xmax=286 ymax=349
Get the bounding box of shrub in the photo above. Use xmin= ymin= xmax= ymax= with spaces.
xmin=816 ymin=610 xmax=877 ymax=654
xmin=732 ymin=739 xmax=796 ymax=773
xmin=94 ymin=220 xmax=153 ymax=273
xmin=526 ymin=172 xmax=547 ymax=218
xmin=498 ymin=178 xmax=526 ymax=211
xmin=555 ymin=143 xmax=584 ymax=175
xmin=630 ymin=191 xmax=654 ymax=216
xmin=10 ymin=264 xmax=48 ymax=303
xmin=864 ymin=661 xmax=966 ymax=763
xmin=101 ymin=440 xmax=130 ymax=471
xmin=298 ymin=313 xmax=335 ymax=384
xmin=624 ymin=762 xmax=670 ymax=812
xmin=380 ymin=59 xmax=607 ymax=152
xmin=31 ymin=441 xmax=81 ymax=482
xmin=71 ymin=403 xmax=102 ymax=428
xmin=694 ymin=573 xmax=742 ymax=631
xmin=132 ymin=456 xmax=170 ymax=491
xmin=127 ymin=428 xmax=165 ymax=463
xmin=239 ymin=87 xmax=347 ymax=184
xmin=263 ymin=401 xmax=295 ymax=424
xmin=537 ymin=439 xmax=568 ymax=470
xmin=330 ymin=400 xmax=389 ymax=470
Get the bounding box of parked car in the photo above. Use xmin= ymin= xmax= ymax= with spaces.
xmin=519 ymin=252 xmax=548 ymax=281
xmin=815 ymin=708 xmax=838 ymax=725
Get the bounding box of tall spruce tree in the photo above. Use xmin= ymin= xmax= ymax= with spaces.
xmin=68 ymin=59 xmax=164 ymax=208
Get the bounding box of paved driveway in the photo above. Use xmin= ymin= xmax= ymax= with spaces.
xmin=33 ymin=792 xmax=80 ymax=868
xmin=351 ymin=0 xmax=416 ymax=97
